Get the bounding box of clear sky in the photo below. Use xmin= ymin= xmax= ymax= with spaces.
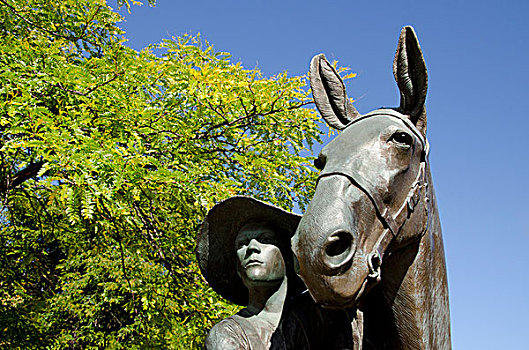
xmin=113 ymin=1 xmax=529 ymax=348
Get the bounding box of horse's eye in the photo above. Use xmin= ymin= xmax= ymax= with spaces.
xmin=314 ymin=153 xmax=327 ymax=170
xmin=390 ymin=132 xmax=413 ymax=146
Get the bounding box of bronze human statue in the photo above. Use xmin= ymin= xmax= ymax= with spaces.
xmin=197 ymin=196 xmax=359 ymax=349
xmin=291 ymin=26 xmax=451 ymax=349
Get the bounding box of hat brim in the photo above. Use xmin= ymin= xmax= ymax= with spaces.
xmin=196 ymin=196 xmax=302 ymax=306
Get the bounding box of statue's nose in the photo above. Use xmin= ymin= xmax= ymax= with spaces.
xmin=245 ymin=239 xmax=261 ymax=257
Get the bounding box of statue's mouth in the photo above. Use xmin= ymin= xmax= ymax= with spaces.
xmin=245 ymin=259 xmax=263 ymax=267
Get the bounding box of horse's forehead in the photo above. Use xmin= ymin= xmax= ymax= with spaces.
xmin=323 ymin=115 xmax=408 ymax=153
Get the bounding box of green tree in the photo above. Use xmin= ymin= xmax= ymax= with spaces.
xmin=0 ymin=0 xmax=321 ymax=348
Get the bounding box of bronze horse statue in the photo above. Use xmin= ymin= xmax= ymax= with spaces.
xmin=291 ymin=26 xmax=451 ymax=349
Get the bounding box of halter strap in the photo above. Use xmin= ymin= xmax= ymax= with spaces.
xmin=316 ymin=110 xmax=429 ymax=282
xmin=354 ymin=109 xmax=428 ymax=151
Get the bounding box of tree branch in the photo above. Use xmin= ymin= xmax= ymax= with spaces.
xmin=0 ymin=0 xmax=103 ymax=51
xmin=1 ymin=161 xmax=44 ymax=196
xmin=55 ymin=71 xmax=122 ymax=97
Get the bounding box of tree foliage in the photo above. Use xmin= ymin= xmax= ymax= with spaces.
xmin=0 ymin=0 xmax=321 ymax=348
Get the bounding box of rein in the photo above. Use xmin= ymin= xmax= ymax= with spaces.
xmin=316 ymin=110 xmax=430 ymax=286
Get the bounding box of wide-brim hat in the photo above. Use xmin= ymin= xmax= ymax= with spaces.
xmin=196 ymin=196 xmax=302 ymax=306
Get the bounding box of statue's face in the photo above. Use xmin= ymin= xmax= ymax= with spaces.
xmin=235 ymin=224 xmax=286 ymax=287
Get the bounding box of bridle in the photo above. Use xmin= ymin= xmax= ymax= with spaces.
xmin=316 ymin=109 xmax=430 ymax=287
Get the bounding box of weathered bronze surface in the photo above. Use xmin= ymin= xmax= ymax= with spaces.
xmin=291 ymin=26 xmax=451 ymax=349
xmin=197 ymin=196 xmax=359 ymax=349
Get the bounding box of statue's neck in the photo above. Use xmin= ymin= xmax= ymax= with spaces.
xmin=245 ymin=277 xmax=288 ymax=328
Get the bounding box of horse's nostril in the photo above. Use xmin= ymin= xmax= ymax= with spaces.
xmin=326 ymin=232 xmax=351 ymax=257
xmin=323 ymin=231 xmax=355 ymax=270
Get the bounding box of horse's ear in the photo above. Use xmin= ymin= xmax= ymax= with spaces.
xmin=310 ymin=54 xmax=360 ymax=130
xmin=393 ymin=26 xmax=428 ymax=136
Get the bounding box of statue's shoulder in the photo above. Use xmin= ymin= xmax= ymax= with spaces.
xmin=205 ymin=316 xmax=250 ymax=350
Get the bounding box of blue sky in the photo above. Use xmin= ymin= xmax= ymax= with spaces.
xmin=114 ymin=1 xmax=528 ymax=348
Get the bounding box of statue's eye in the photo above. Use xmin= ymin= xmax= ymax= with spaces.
xmin=389 ymin=131 xmax=413 ymax=147
xmin=259 ymin=234 xmax=276 ymax=245
xmin=235 ymin=239 xmax=247 ymax=250
xmin=314 ymin=153 xmax=327 ymax=170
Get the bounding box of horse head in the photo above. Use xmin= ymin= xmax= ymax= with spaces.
xmin=292 ymin=26 xmax=433 ymax=309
